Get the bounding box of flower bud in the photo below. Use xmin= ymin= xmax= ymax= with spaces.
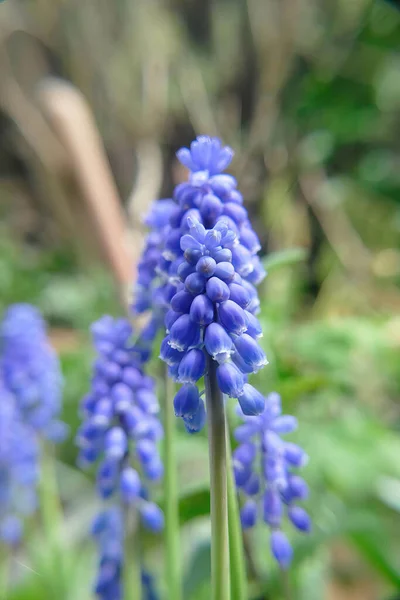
xmin=240 ymin=501 xmax=257 ymax=529
xmin=270 ymin=531 xmax=292 ymax=569
xmin=263 ymin=489 xmax=283 ymax=527
xmin=239 ymin=226 xmax=261 ymax=253
xmin=168 ymin=315 xmax=201 ymax=352
xmin=216 ymin=362 xmax=245 ymax=397
xmin=185 ymin=272 xmax=206 ymax=295
xmin=206 ymin=277 xmax=230 ymax=303
xmin=104 ymin=427 xmax=127 ymax=461
xmin=120 ymin=467 xmax=141 ymax=503
xmin=178 ymin=349 xmax=206 ymax=384
xmin=204 ymin=323 xmax=233 ymax=362
xmin=218 ymin=300 xmax=247 ymax=335
xmin=234 ymin=334 xmax=268 ymax=372
xmin=189 ymin=294 xmax=214 ymax=325
xmin=238 ymin=384 xmax=265 ymax=416
xmin=231 ymin=244 xmax=254 ymax=277
xmin=228 ymin=283 xmax=250 ymax=309
xmin=200 ymin=194 xmax=223 ymax=223
xmin=171 ymin=290 xmax=194 ymax=313
xmin=140 ymin=502 xmax=164 ymax=532
xmin=288 ymin=506 xmax=311 ymax=532
xmin=196 ymin=256 xmax=217 ymax=277
xmin=213 ymin=248 xmax=232 ymax=263
xmin=183 ymin=399 xmax=206 ymax=434
xmin=223 ymin=202 xmax=247 ymax=225
xmin=173 ymin=384 xmax=201 ymax=418
xmin=160 ymin=336 xmax=184 ymax=366
xmin=214 ymin=262 xmax=235 ymax=282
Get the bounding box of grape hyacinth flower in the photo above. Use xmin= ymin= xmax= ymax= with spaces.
xmin=1 ymin=304 xmax=66 ymax=442
xmin=160 ymin=217 xmax=268 ymax=431
xmin=159 ymin=136 xmax=266 ymax=293
xmin=77 ymin=315 xmax=164 ymax=528
xmin=92 ymin=507 xmax=159 ymax=600
xmin=233 ymin=392 xmax=311 ymax=569
xmin=131 ymin=136 xmax=266 ymax=358
xmin=77 ymin=316 xmax=164 ymax=598
xmin=133 ymin=199 xmax=178 ymax=316
xmin=0 ymin=381 xmax=39 ymax=546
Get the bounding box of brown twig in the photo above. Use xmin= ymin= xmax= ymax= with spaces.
xmin=37 ymin=77 xmax=133 ymax=309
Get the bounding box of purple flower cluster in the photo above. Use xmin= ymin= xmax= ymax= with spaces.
xmin=92 ymin=507 xmax=159 ymax=600
xmin=1 ymin=304 xmax=66 ymax=441
xmin=0 ymin=304 xmax=66 ymax=546
xmin=92 ymin=507 xmax=123 ymax=600
xmin=77 ymin=316 xmax=164 ymax=530
xmin=131 ymin=136 xmax=266 ymax=364
xmin=133 ymin=199 xmax=177 ymax=315
xmin=160 ymin=217 xmax=268 ymax=431
xmin=0 ymin=381 xmax=39 ymax=546
xmin=233 ymin=392 xmax=310 ymax=569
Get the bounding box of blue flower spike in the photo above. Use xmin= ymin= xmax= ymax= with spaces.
xmin=0 ymin=382 xmax=39 ymax=546
xmin=0 ymin=304 xmax=67 ymax=546
xmin=233 ymin=392 xmax=311 ymax=569
xmin=1 ymin=304 xmax=66 ymax=441
xmin=77 ymin=316 xmax=164 ymax=599
xmin=133 ymin=136 xmax=266 ymax=378
xmin=159 ymin=215 xmax=268 ymax=430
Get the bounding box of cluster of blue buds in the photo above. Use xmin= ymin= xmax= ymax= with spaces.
xmin=133 ymin=199 xmax=178 ymax=316
xmin=92 ymin=507 xmax=123 ymax=600
xmin=160 ymin=217 xmax=268 ymax=431
xmin=233 ymin=392 xmax=310 ymax=569
xmin=77 ymin=316 xmax=164 ymax=531
xmin=92 ymin=507 xmax=159 ymax=600
xmin=0 ymin=382 xmax=39 ymax=546
xmin=131 ymin=136 xmax=266 ymax=363
xmin=1 ymin=304 xmax=66 ymax=442
xmin=0 ymin=304 xmax=66 ymax=546
xmin=160 ymin=136 xmax=265 ymax=285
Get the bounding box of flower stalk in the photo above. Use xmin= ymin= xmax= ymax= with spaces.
xmin=0 ymin=544 xmax=10 ymax=600
xmin=38 ymin=443 xmax=67 ymax=598
xmin=204 ymin=356 xmax=230 ymax=600
xmin=123 ymin=508 xmax=142 ymax=600
xmin=163 ymin=371 xmax=182 ymax=600
xmin=226 ymin=431 xmax=248 ymax=600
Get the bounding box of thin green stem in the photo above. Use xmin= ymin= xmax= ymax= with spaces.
xmin=226 ymin=433 xmax=248 ymax=600
xmin=123 ymin=508 xmax=142 ymax=600
xmin=163 ymin=371 xmax=182 ymax=600
xmin=204 ymin=357 xmax=230 ymax=600
xmin=281 ymin=570 xmax=292 ymax=600
xmin=0 ymin=544 xmax=10 ymax=600
xmin=38 ymin=443 xmax=67 ymax=598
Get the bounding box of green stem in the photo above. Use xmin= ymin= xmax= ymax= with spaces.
xmin=226 ymin=433 xmax=248 ymax=600
xmin=38 ymin=443 xmax=67 ymax=598
xmin=281 ymin=570 xmax=292 ymax=600
xmin=204 ymin=357 xmax=230 ymax=600
xmin=123 ymin=508 xmax=142 ymax=600
xmin=163 ymin=372 xmax=182 ymax=600
xmin=0 ymin=544 xmax=10 ymax=600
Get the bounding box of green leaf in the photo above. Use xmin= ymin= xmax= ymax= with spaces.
xmin=351 ymin=532 xmax=400 ymax=587
xmin=262 ymin=248 xmax=308 ymax=272
xmin=183 ymin=538 xmax=211 ymax=599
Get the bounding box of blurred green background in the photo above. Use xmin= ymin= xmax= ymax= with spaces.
xmin=1 ymin=0 xmax=400 ymax=598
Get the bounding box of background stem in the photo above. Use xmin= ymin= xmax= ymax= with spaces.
xmin=123 ymin=508 xmax=142 ymax=600
xmin=204 ymin=357 xmax=230 ymax=600
xmin=226 ymin=432 xmax=248 ymax=600
xmin=38 ymin=443 xmax=67 ymax=598
xmin=0 ymin=544 xmax=10 ymax=600
xmin=163 ymin=371 xmax=182 ymax=600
